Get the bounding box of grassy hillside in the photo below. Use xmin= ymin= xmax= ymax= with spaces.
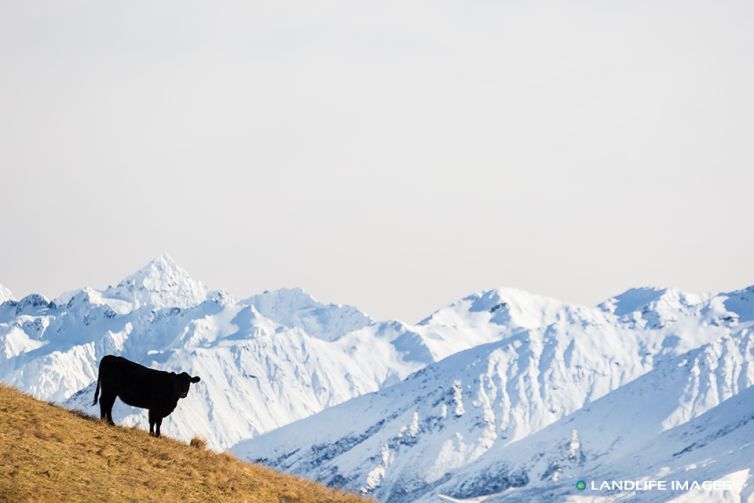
xmin=0 ymin=384 xmax=366 ymax=503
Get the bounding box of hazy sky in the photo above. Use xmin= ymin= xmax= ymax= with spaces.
xmin=1 ymin=0 xmax=753 ymax=322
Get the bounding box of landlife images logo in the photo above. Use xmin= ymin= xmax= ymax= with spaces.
xmin=575 ymin=479 xmax=736 ymax=493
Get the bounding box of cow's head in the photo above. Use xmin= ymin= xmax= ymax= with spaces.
xmin=173 ymin=372 xmax=201 ymax=399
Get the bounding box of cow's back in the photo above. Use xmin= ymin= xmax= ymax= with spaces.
xmin=99 ymin=355 xmax=170 ymax=409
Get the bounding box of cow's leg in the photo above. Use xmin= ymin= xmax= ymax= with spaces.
xmin=155 ymin=417 xmax=163 ymax=438
xmin=106 ymin=393 xmax=115 ymax=424
xmin=148 ymin=410 xmax=155 ymax=436
xmin=99 ymin=391 xmax=116 ymax=425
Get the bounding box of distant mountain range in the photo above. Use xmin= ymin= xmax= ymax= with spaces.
xmin=2 ymin=255 xmax=752 ymax=501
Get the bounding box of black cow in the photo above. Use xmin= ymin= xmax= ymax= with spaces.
xmin=92 ymin=355 xmax=201 ymax=437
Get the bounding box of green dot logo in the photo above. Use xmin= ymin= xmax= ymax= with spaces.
xmin=576 ymin=480 xmax=587 ymax=491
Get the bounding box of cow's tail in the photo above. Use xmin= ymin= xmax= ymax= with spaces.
xmin=92 ymin=371 xmax=101 ymax=406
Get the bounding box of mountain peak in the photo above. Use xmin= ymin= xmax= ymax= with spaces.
xmin=104 ymin=254 xmax=209 ymax=310
xmin=597 ymin=287 xmax=712 ymax=331
xmin=467 ymin=287 xmax=564 ymax=312
xmin=598 ymin=287 xmax=703 ymax=316
xmin=419 ymin=287 xmax=568 ymax=329
xmin=120 ymin=253 xmax=193 ymax=286
xmin=0 ymin=284 xmax=14 ymax=303
xmin=244 ymin=287 xmax=373 ymax=341
xmin=145 ymin=252 xmax=182 ymax=272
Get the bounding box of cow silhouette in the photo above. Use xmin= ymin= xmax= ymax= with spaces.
xmin=93 ymin=355 xmax=201 ymax=437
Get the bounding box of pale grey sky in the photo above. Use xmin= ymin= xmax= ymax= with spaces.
xmin=1 ymin=0 xmax=753 ymax=322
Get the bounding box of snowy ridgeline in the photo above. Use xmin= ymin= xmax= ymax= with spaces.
xmin=0 ymin=254 xmax=577 ymax=449
xmin=1 ymin=255 xmax=754 ymax=502
xmin=233 ymin=292 xmax=754 ymax=502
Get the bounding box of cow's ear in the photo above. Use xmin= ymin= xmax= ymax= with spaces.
xmin=191 ymin=376 xmax=201 ymax=383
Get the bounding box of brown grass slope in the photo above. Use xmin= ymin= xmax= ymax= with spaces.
xmin=0 ymin=384 xmax=367 ymax=503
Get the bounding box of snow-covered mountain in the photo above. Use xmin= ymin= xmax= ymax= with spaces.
xmin=102 ymin=252 xmax=212 ymax=310
xmin=430 ymin=326 xmax=754 ymax=502
xmin=4 ymin=256 xmax=754 ymax=500
xmin=0 ymin=255 xmax=570 ymax=451
xmin=0 ymin=256 xmax=415 ymax=449
xmin=409 ymin=288 xmax=572 ymax=363
xmin=61 ymin=300 xmax=420 ymax=450
xmin=244 ymin=287 xmax=373 ymax=341
xmin=574 ymin=382 xmax=754 ymax=502
xmin=233 ymin=287 xmax=754 ymax=502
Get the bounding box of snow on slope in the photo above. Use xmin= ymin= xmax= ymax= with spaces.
xmin=0 ymin=257 xmax=423 ymax=449
xmin=0 ymin=256 xmax=570 ymax=450
xmin=586 ymin=385 xmax=754 ymax=503
xmin=244 ymin=287 xmax=574 ymax=362
xmin=51 ymin=292 xmax=562 ymax=450
xmin=4 ymin=252 xmax=753 ymax=499
xmin=233 ymin=289 xmax=754 ymax=502
xmin=410 ymin=288 xmax=572 ymax=362
xmin=454 ymin=383 xmax=754 ymax=502
xmin=428 ymin=326 xmax=754 ymax=502
xmin=244 ymin=287 xmax=373 ymax=341
xmin=0 ymin=278 xmax=598 ymax=456
xmin=64 ymin=301 xmax=423 ymax=449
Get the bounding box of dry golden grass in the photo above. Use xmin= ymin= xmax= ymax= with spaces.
xmin=0 ymin=384 xmax=368 ymax=503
